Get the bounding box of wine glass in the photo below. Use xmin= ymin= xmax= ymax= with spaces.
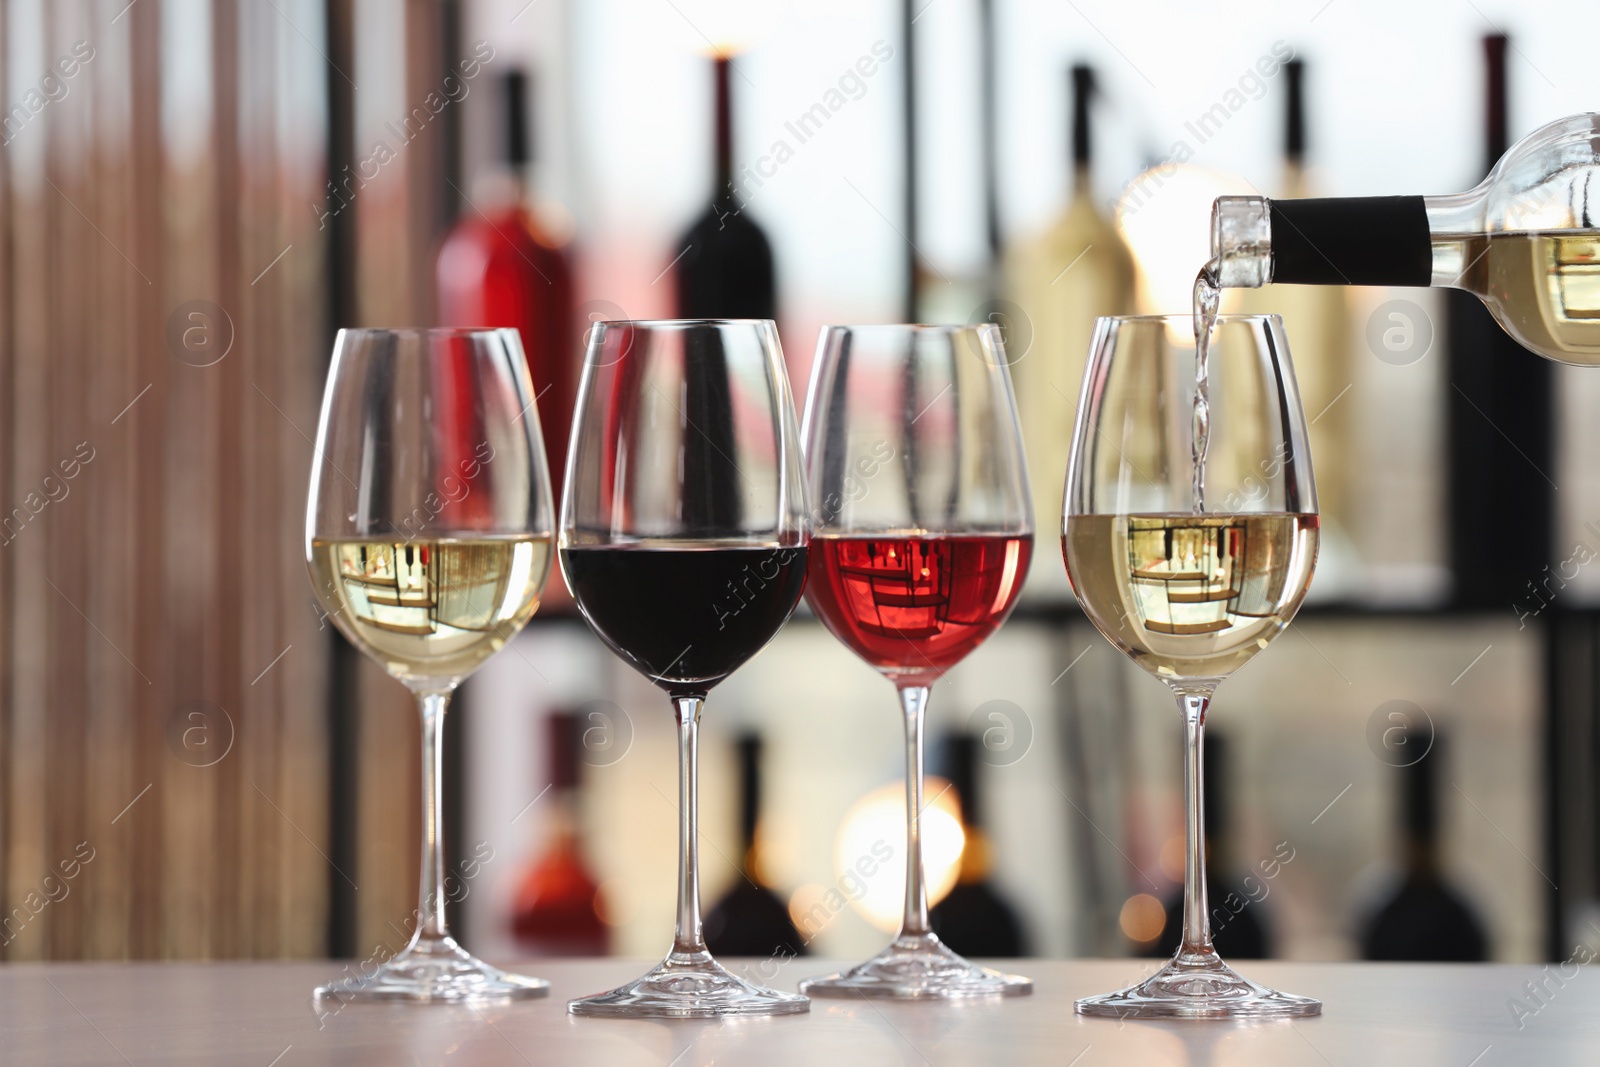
xmin=561 ymin=319 xmax=810 ymax=1018
xmin=306 ymin=328 xmax=555 ymax=1002
xmin=797 ymin=324 xmax=1033 ymax=999
xmin=1064 ymin=314 xmax=1320 ymax=1019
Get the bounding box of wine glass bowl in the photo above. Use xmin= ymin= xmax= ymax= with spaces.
xmin=561 ymin=319 xmax=810 ymax=1018
xmin=798 ymin=324 xmax=1033 ymax=999
xmin=305 ymin=327 xmax=554 ymax=1003
xmin=1064 ymin=314 xmax=1320 ymax=1019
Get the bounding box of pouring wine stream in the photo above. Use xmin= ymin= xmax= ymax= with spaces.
xmin=1192 ymin=260 xmax=1221 ymax=514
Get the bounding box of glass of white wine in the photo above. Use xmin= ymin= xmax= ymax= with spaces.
xmin=1064 ymin=314 xmax=1321 ymax=1019
xmin=306 ymin=327 xmax=554 ymax=1002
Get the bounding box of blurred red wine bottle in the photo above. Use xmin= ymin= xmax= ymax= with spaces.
xmin=511 ymin=710 xmax=608 ymax=956
xmin=437 ymin=69 xmax=576 ymax=508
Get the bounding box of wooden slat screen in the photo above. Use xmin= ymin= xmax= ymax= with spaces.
xmin=0 ymin=0 xmax=439 ymax=960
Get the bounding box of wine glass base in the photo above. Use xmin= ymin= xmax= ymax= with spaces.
xmin=800 ymin=933 xmax=1032 ymax=1000
xmin=1076 ymin=950 xmax=1319 ymax=1020
xmin=568 ymin=949 xmax=809 ymax=1018
xmin=314 ymin=935 xmax=549 ymax=1004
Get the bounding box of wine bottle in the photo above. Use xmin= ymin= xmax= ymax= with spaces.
xmin=436 ymin=69 xmax=576 ymax=507
xmin=1005 ymin=64 xmax=1134 ymax=599
xmin=1148 ymin=730 xmax=1270 ymax=960
xmin=674 ymin=56 xmax=777 ymax=320
xmin=511 ymin=710 xmax=609 ymax=956
xmin=1360 ymin=730 xmax=1489 ymax=961
xmin=928 ymin=733 xmax=1027 ymax=957
xmin=1233 ymin=59 xmax=1357 ymax=598
xmin=1446 ymin=36 xmax=1552 ymax=609
xmin=703 ymin=733 xmax=807 ymax=958
xmin=1210 ymin=106 xmax=1600 ymax=366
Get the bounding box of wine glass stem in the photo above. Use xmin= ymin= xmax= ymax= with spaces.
xmin=1177 ymin=690 xmax=1215 ymax=958
xmin=898 ymin=685 xmax=932 ymax=939
xmin=415 ymin=690 xmax=453 ymax=945
xmin=672 ymin=695 xmax=708 ymax=956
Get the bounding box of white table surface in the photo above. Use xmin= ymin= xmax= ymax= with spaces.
xmin=0 ymin=957 xmax=1586 ymax=1065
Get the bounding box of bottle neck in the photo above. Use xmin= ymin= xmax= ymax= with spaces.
xmin=1070 ymin=162 xmax=1091 ymax=198
xmin=713 ymin=55 xmax=734 ymax=201
xmin=1212 ymin=193 xmax=1471 ymax=289
xmin=546 ymin=788 xmax=579 ymax=845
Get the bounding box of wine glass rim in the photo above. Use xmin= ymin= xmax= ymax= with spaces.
xmin=589 ymin=318 xmax=777 ymax=328
xmin=819 ymin=322 xmax=1000 ymax=334
xmin=1097 ymin=313 xmax=1284 ymax=326
xmin=335 ymin=326 xmax=521 ymax=341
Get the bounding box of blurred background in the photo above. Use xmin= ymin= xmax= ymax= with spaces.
xmin=3 ymin=0 xmax=1599 ymax=973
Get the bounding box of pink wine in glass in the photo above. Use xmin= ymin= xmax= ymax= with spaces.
xmin=806 ymin=535 xmax=1032 ymax=686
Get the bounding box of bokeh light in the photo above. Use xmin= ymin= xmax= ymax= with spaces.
xmin=833 ymin=777 xmax=964 ymax=934
xmin=1115 ymin=163 xmax=1257 ymax=316
xmin=1120 ymin=892 xmax=1168 ymax=944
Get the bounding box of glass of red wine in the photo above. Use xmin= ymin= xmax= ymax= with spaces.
xmin=561 ymin=319 xmax=811 ymax=1018
xmin=797 ymin=324 xmax=1034 ymax=999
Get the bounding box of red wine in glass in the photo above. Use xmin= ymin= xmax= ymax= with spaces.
xmin=797 ymin=323 xmax=1034 ymax=1000
xmin=562 ymin=544 xmax=808 ymax=695
xmin=806 ymin=535 xmax=1031 ymax=688
xmin=561 ymin=318 xmax=810 ymax=1018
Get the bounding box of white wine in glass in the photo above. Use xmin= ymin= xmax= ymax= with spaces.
xmin=1064 ymin=314 xmax=1321 ymax=1019
xmin=306 ymin=327 xmax=555 ymax=1003
xmin=308 ymin=538 xmax=551 ymax=684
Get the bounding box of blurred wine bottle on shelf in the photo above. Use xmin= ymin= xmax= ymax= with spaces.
xmin=1446 ymin=35 xmax=1552 ymax=609
xmin=1361 ymin=731 xmax=1489 ymax=961
xmin=1148 ymin=731 xmax=1270 ymax=960
xmin=928 ymin=733 xmax=1027 ymax=957
xmin=1235 ymin=58 xmax=1357 ymax=599
xmin=704 ymin=733 xmax=806 ymax=958
xmin=1005 ymin=64 xmax=1134 ymax=600
xmin=436 ymin=69 xmax=575 ymax=511
xmin=511 ymin=711 xmax=608 ymax=956
xmin=674 ymin=56 xmax=776 ymax=320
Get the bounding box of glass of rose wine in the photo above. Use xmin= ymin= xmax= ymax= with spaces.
xmin=1064 ymin=313 xmax=1320 ymax=1018
xmin=306 ymin=327 xmax=554 ymax=1002
xmin=561 ymin=319 xmax=810 ymax=1018
xmin=798 ymin=324 xmax=1033 ymax=999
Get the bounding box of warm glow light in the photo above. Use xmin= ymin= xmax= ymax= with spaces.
xmin=1114 ymin=164 xmax=1257 ymax=317
xmin=833 ymin=778 xmax=964 ymax=934
xmin=787 ymin=883 xmax=829 ymax=942
xmin=672 ymin=0 xmax=790 ymax=55
xmin=1119 ymin=893 xmax=1168 ymax=943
